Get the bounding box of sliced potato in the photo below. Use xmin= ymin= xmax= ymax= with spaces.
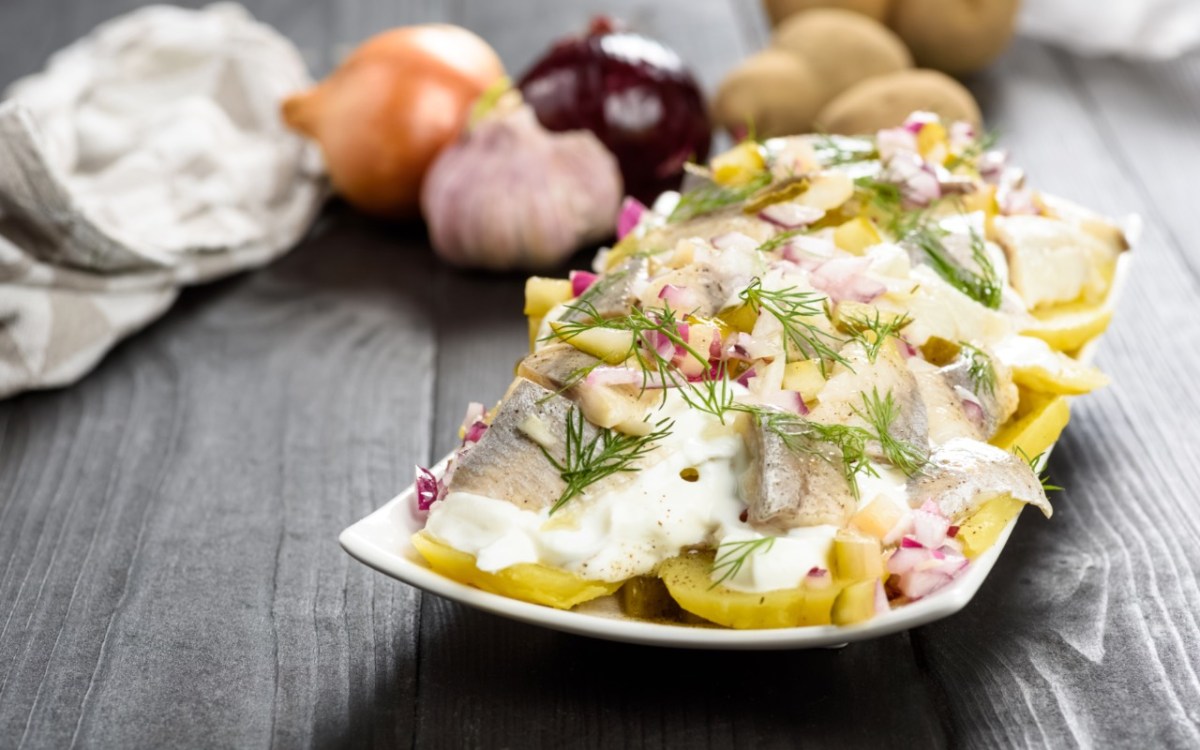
xmin=995 ymin=335 xmax=1109 ymax=395
xmin=524 ymin=277 xmax=573 ymax=317
xmin=956 ymin=494 xmax=1026 ymax=558
xmin=548 ymin=322 xmax=634 ymax=363
xmin=989 ymin=388 xmax=1070 ymax=458
xmin=833 ymin=216 xmax=882 ymax=255
xmin=711 ymin=140 xmax=768 ymax=186
xmin=411 ymin=531 xmax=620 ymax=610
xmin=1020 ymin=300 xmax=1114 ymax=353
xmin=832 ymin=579 xmax=880 ymax=626
xmin=659 ymin=553 xmax=844 ymax=629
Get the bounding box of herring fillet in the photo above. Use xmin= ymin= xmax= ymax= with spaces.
xmin=909 ymin=437 xmax=1052 ymax=520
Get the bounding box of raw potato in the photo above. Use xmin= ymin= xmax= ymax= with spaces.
xmin=763 ymin=0 xmax=891 ymax=25
xmin=889 ymin=0 xmax=1020 ymax=75
xmin=814 ymin=69 xmax=980 ymax=135
xmin=714 ymin=50 xmax=823 ymax=138
xmin=772 ymin=9 xmax=912 ymax=105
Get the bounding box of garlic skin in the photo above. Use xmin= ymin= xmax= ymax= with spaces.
xmin=421 ymin=104 xmax=623 ymax=271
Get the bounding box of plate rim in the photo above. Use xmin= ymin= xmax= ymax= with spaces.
xmin=339 ymin=253 xmax=1131 ymax=649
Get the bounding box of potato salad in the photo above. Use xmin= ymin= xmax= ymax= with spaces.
xmin=410 ymin=112 xmax=1128 ymax=629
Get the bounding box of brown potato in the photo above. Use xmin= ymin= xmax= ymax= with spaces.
xmin=889 ymin=0 xmax=1019 ymax=75
xmin=814 ymin=69 xmax=981 ymax=135
xmin=772 ymin=9 xmax=912 ymax=106
xmin=713 ymin=50 xmax=823 ymax=138
xmin=763 ymin=0 xmax=891 ymax=25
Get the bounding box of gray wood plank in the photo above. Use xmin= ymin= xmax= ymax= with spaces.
xmin=0 ymin=211 xmax=437 ymax=748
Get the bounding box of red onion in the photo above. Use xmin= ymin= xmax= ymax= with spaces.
xmin=978 ymin=150 xmax=1007 ymax=184
xmin=903 ymin=111 xmax=938 ymax=134
xmin=762 ymin=389 xmax=807 ymax=415
xmin=518 ymin=17 xmax=711 ymax=204
xmin=946 ymin=525 xmax=960 ymax=538
xmin=949 ymin=121 xmax=975 ymax=151
xmin=415 ymin=465 xmax=444 ymax=511
xmin=658 ymin=283 xmax=698 ymax=312
xmin=759 ymin=203 xmax=824 ymax=229
xmin=874 ymin=580 xmax=890 ymax=614
xmin=809 ymin=257 xmax=886 ymax=304
xmin=912 ymin=505 xmax=951 ymax=549
xmin=570 ymin=270 xmax=599 ymax=297
xmin=735 ymin=367 xmax=756 ymax=387
xmin=460 ymin=401 xmax=484 ymax=430
xmin=959 ymin=395 xmax=987 ymax=430
xmin=616 ymin=196 xmax=647 ymax=239
xmin=887 ymin=546 xmax=927 ymax=575
xmin=876 ymin=127 xmax=916 ymax=162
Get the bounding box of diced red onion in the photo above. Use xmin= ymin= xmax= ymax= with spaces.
xmin=570 ymin=270 xmax=599 ymax=297
xmin=876 ymin=126 xmax=917 ymax=161
xmin=616 ymin=196 xmax=647 ymax=240
xmin=759 ymin=203 xmax=824 ymax=229
xmin=658 ymin=283 xmax=698 ymax=312
xmin=464 ymin=420 xmax=488 ymax=445
xmin=761 ymin=388 xmax=808 ymax=415
xmin=946 ymin=524 xmax=960 ymax=538
xmin=809 ymin=257 xmax=886 ymax=304
xmin=896 ymin=337 xmax=917 ymax=359
xmin=900 ymin=536 xmax=924 ymax=549
xmin=874 ymin=580 xmax=890 ymax=614
xmin=887 ymin=546 xmax=927 ymax=575
xmin=460 ymin=402 xmax=484 ymax=431
xmin=902 ymin=110 xmax=938 ymax=134
xmin=960 ymin=396 xmax=986 ymax=430
xmin=899 ymin=569 xmax=952 ymax=600
xmin=735 ymin=367 xmax=755 ymax=387
xmin=978 ymin=150 xmax=1007 ymax=184
xmin=949 ymin=121 xmax=975 ymax=151
xmin=710 ymin=232 xmax=759 ymax=253
xmin=415 ymin=465 xmax=444 ymax=511
xmin=806 ymin=566 xmax=832 ymax=589
xmin=913 ymin=506 xmax=951 ymax=549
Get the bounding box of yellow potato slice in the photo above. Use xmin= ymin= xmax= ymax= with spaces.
xmin=956 ymin=495 xmax=1026 ymax=559
xmin=523 ymin=277 xmax=573 ymax=317
xmin=658 ymin=553 xmax=844 ymax=629
xmin=1020 ymin=299 xmax=1114 ymax=353
xmin=995 ymin=335 xmax=1109 ymax=395
xmin=411 ymin=531 xmax=620 ymax=610
xmin=989 ymin=388 xmax=1070 ymax=458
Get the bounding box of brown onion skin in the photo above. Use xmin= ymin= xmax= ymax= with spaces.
xmin=518 ymin=18 xmax=711 ymax=205
xmin=282 ymin=25 xmax=504 ymax=218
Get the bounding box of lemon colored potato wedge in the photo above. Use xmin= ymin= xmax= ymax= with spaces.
xmin=957 ymin=495 xmax=1026 ymax=559
xmin=995 ymin=335 xmax=1110 ymax=395
xmin=990 ymin=388 xmax=1070 ymax=458
xmin=1020 ymin=300 xmax=1113 ymax=353
xmin=659 ymin=553 xmax=844 ymax=629
xmin=411 ymin=531 xmax=620 ymax=610
xmin=524 ymin=277 xmax=573 ymax=317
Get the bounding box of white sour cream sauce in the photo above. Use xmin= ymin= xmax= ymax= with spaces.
xmin=424 ymin=395 xmax=914 ymax=593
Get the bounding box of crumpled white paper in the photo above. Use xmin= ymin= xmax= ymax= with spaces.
xmin=0 ymin=3 xmax=325 ymax=398
xmin=1019 ymin=0 xmax=1200 ymax=59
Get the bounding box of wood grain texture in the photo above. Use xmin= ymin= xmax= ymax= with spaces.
xmin=1 ymin=0 xmax=1198 ymax=748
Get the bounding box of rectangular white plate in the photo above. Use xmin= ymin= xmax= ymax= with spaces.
xmin=340 ymin=254 xmax=1131 ymax=650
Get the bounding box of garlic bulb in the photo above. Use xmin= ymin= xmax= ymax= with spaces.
xmin=421 ymin=100 xmax=623 ymax=271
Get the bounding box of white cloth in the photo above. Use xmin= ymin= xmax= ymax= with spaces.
xmin=0 ymin=3 xmax=325 ymax=398
xmin=1019 ymin=0 xmax=1200 ymax=59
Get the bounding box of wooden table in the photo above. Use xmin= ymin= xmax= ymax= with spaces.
xmin=2 ymin=1 xmax=1198 ymax=747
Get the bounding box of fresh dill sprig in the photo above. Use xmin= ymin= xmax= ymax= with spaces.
xmin=853 ymin=388 xmax=928 ymax=476
xmin=905 ymin=225 xmax=1003 ymax=310
xmin=710 ymin=537 xmax=776 ymax=588
xmin=679 ymin=364 xmax=738 ymax=424
xmin=738 ymin=279 xmax=850 ymax=375
xmin=669 ymin=172 xmax=771 ymax=223
xmin=945 ymin=129 xmax=1000 ymax=171
xmin=754 ymin=228 xmax=805 ymax=254
xmin=1015 ymin=447 xmax=1063 ymax=493
xmin=747 ymin=408 xmax=876 ymax=500
xmin=843 ymin=309 xmax=913 ymax=364
xmin=813 ymin=134 xmax=877 ymax=167
xmin=960 ymin=342 xmax=997 ymax=397
xmin=540 ymin=407 xmax=673 ymax=514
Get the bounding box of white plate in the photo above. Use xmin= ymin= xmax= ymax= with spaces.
xmin=340 ymin=255 xmax=1132 ymax=650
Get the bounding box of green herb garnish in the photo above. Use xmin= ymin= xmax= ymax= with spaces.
xmin=905 ymin=225 xmax=1003 ymax=310
xmin=844 ymin=309 xmax=913 ymax=364
xmin=754 ymin=228 xmax=805 ymax=254
xmin=710 ymin=537 xmax=776 ymax=588
xmin=853 ymin=388 xmax=928 ymax=476
xmin=1015 ymin=447 xmax=1063 ymax=494
xmin=813 ymin=134 xmax=878 ymax=167
xmin=669 ymin=172 xmax=771 ymax=223
xmin=738 ymin=279 xmax=850 ymax=375
xmin=540 ymin=407 xmax=673 ymax=514
xmin=754 ymin=409 xmax=876 ymax=500
xmin=960 ymin=342 xmax=997 ymax=397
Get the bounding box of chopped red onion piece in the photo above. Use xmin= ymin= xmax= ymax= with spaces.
xmin=900 ymin=536 xmax=924 ymax=549
xmin=903 ymin=110 xmax=938 ymax=134
xmin=896 ymin=337 xmax=917 ymax=358
xmin=949 ymin=121 xmax=975 ymax=151
xmin=762 ymin=388 xmax=807 ymax=415
xmin=899 ymin=569 xmax=952 ymax=600
xmin=759 ymin=202 xmax=824 ymax=229
xmin=978 ymin=150 xmax=1007 ymax=184
xmin=809 ymin=256 xmax=886 ymax=304
xmin=946 ymin=524 xmax=960 ymax=538
xmin=570 ymin=270 xmax=599 ymax=297
xmin=735 ymin=367 xmax=755 ymax=387
xmin=460 ymin=402 xmax=485 ymax=431
xmin=960 ymin=396 xmax=986 ymax=430
xmin=913 ymin=506 xmax=951 ymax=549
xmin=887 ymin=546 xmax=927 ymax=575
xmin=658 ymin=283 xmax=698 ymax=312
xmin=586 ymin=366 xmax=677 ymax=389
xmin=414 ymin=465 xmax=444 ymax=511
xmin=616 ymin=196 xmax=647 ymax=239
xmin=876 ymin=126 xmax=917 ymax=161
xmin=874 ymin=580 xmax=890 ymax=614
